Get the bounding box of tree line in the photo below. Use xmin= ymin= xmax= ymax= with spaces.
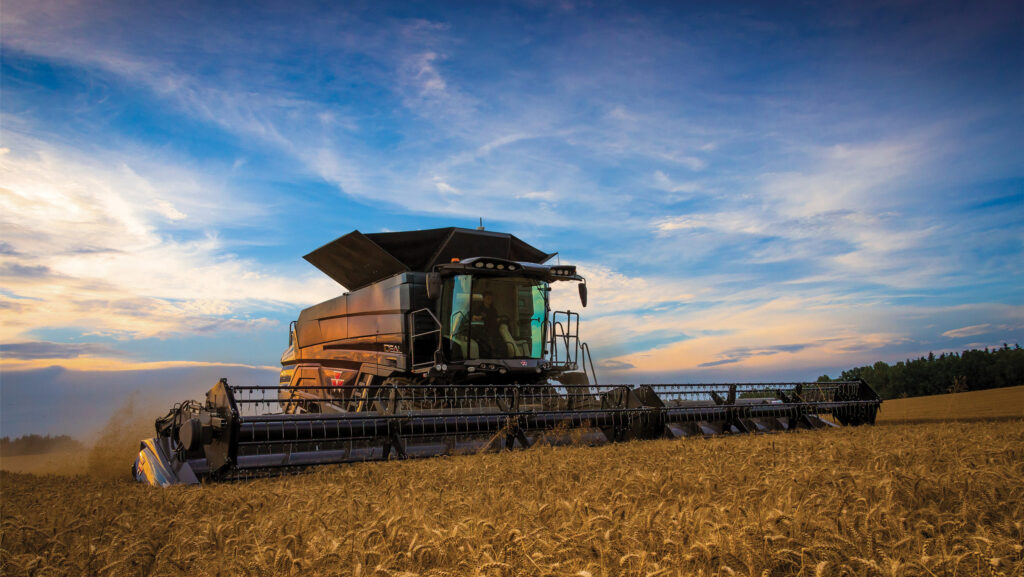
xmin=0 ymin=434 xmax=84 ymax=456
xmin=819 ymin=344 xmax=1023 ymax=400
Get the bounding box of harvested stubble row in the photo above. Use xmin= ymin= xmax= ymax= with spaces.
xmin=2 ymin=420 xmax=1022 ymax=577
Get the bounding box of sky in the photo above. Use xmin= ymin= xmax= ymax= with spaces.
xmin=1 ymin=0 xmax=1021 ymax=437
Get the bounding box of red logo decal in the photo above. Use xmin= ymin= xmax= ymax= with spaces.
xmin=330 ymin=372 xmax=345 ymax=386
xmin=520 ymin=361 xmax=528 ymax=367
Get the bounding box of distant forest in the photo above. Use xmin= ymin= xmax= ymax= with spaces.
xmin=0 ymin=434 xmax=85 ymax=456
xmin=820 ymin=344 xmax=1023 ymax=400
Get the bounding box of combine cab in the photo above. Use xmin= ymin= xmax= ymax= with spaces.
xmin=134 ymin=227 xmax=881 ymax=486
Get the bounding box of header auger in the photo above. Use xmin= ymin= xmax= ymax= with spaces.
xmin=134 ymin=227 xmax=880 ymax=486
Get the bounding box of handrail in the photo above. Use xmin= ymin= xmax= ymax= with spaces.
xmin=549 ymin=320 xmax=565 ymax=364
xmin=548 ymin=311 xmax=581 ymax=369
xmin=409 ymin=308 xmax=442 ymax=369
xmin=580 ymin=341 xmax=597 ymax=385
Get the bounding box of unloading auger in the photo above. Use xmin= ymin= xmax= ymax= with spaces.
xmin=134 ymin=227 xmax=881 ymax=486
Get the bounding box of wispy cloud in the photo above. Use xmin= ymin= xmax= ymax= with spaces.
xmin=650 ymin=134 xmax=967 ymax=292
xmin=652 ymin=170 xmax=702 ymax=196
xmin=699 ymin=343 xmax=815 ymax=368
xmin=942 ymin=324 xmax=992 ymax=338
xmin=0 ymin=133 xmax=338 ymax=343
xmin=1 ymin=341 xmax=120 ymax=360
xmin=515 ymin=190 xmax=556 ymax=201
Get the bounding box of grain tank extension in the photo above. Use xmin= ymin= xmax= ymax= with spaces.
xmin=134 ymin=227 xmax=881 ymax=486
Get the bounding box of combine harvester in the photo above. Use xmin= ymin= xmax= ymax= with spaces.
xmin=134 ymin=227 xmax=881 ymax=486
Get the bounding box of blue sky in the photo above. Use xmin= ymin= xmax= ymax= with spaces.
xmin=1 ymin=0 xmax=1021 ymax=436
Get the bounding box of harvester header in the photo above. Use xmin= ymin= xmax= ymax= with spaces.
xmin=134 ymin=226 xmax=881 ymax=486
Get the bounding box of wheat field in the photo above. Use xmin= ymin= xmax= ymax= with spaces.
xmin=876 ymin=385 xmax=1024 ymax=423
xmin=2 ymin=417 xmax=1022 ymax=577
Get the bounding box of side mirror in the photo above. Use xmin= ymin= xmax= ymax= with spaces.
xmin=426 ymin=272 xmax=442 ymax=300
xmin=578 ymin=282 xmax=588 ymax=308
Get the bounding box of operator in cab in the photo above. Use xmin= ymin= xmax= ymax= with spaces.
xmin=472 ymin=291 xmax=501 ymax=357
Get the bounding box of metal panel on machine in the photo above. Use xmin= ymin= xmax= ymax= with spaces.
xmin=305 ymin=227 xmax=555 ymax=291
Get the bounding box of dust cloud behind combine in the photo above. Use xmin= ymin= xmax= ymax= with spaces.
xmin=0 ymin=396 xmax=161 ymax=479
xmin=0 ymin=365 xmax=277 ymax=439
xmin=85 ymin=396 xmax=160 ymax=480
